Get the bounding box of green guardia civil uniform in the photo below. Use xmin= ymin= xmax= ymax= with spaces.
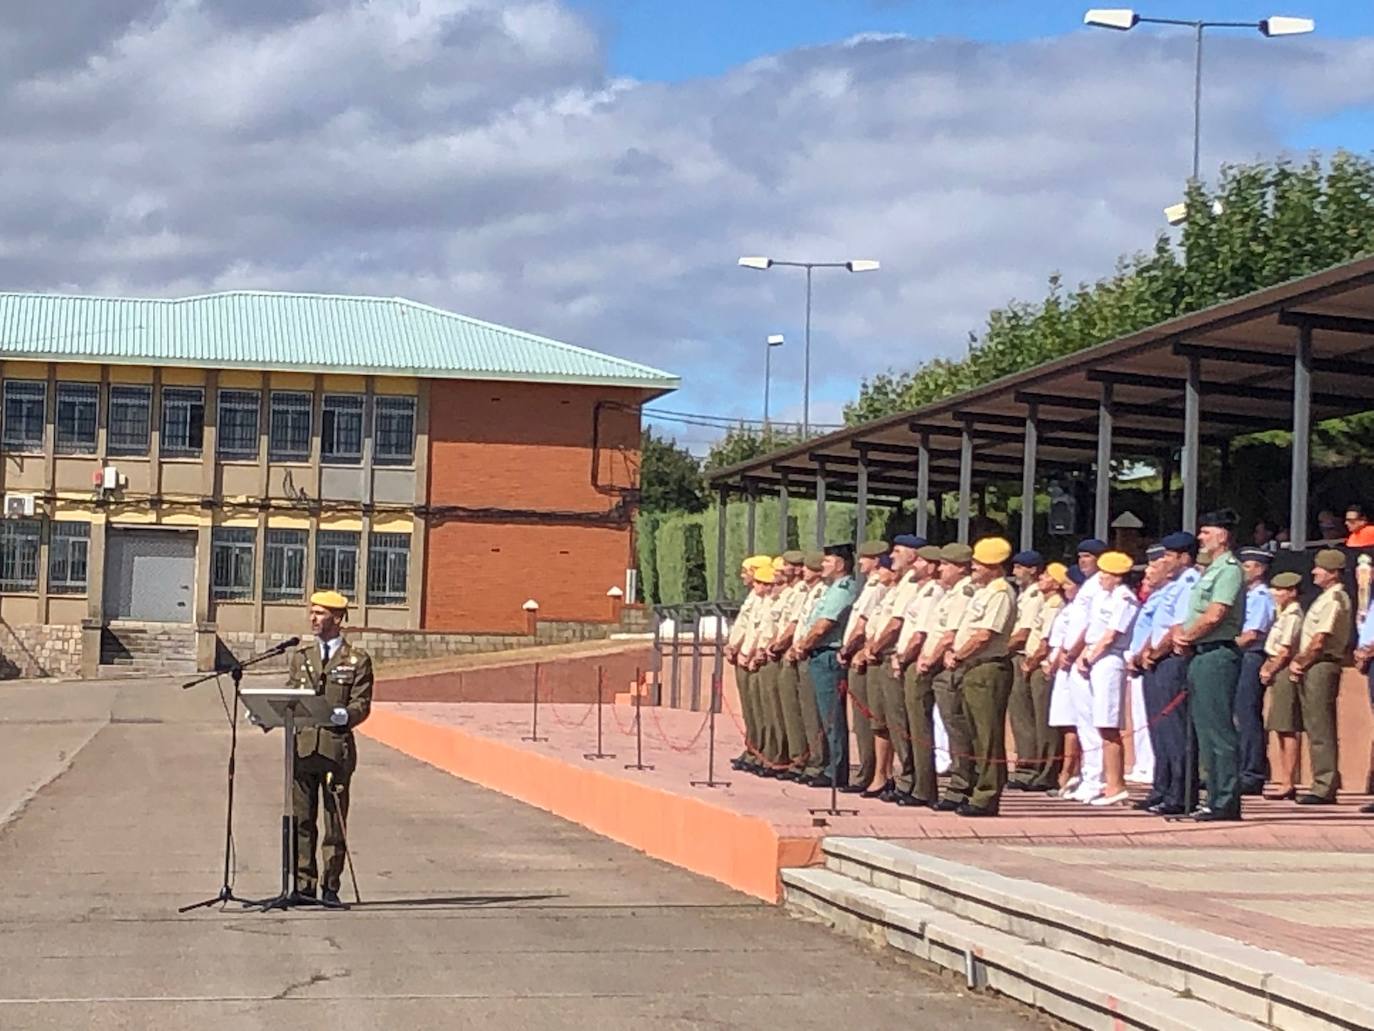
xmin=1185 ymin=550 xmax=1244 ymax=817
xmin=291 ymin=636 xmax=374 ymax=897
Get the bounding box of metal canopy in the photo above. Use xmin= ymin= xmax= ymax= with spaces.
xmin=707 ymin=255 xmax=1374 ymax=498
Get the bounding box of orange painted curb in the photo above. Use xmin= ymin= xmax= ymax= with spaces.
xmin=360 ymin=708 xmax=807 ymax=902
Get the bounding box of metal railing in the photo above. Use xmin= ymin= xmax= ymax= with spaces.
xmin=649 ymin=602 xmax=740 ymax=711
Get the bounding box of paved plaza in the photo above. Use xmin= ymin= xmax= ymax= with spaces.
xmin=0 ymin=677 xmax=1053 ymax=1030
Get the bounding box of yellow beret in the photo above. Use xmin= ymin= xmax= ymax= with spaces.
xmin=753 ymin=563 xmax=776 ymax=584
xmin=971 ymin=537 xmax=1012 ymax=565
xmin=310 ymin=590 xmax=349 ymax=611
xmin=743 ymin=554 xmax=772 ymax=573
xmin=1098 ymin=551 xmax=1133 ymax=575
xmin=1046 ymin=562 xmax=1069 ymax=585
xmin=771 ymin=556 xmax=786 ymax=572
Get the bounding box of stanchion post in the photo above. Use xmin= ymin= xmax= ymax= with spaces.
xmin=808 ymin=675 xmax=857 ymax=821
xmin=625 ymin=666 xmax=655 ymax=771
xmin=691 ymin=606 xmax=730 ymax=789
xmin=583 ymin=665 xmax=616 ymax=760
xmin=1167 ymin=688 xmax=1198 ymax=821
xmin=521 ymin=662 xmax=547 ymax=742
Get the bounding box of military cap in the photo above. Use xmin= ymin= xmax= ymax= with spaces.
xmin=771 ymin=555 xmax=786 ymax=572
xmin=917 ymin=544 xmax=943 ymax=562
xmin=939 ymin=542 xmax=973 ymax=564
xmin=892 ymin=533 xmax=926 ymax=550
xmin=1198 ymin=508 xmax=1239 ymax=530
xmin=1160 ymin=531 xmax=1197 ymax=553
xmin=823 ymin=542 xmax=855 ymax=563
xmin=1067 ymin=566 xmax=1088 ymax=585
xmin=877 ymin=554 xmax=894 ymax=570
xmin=857 ymin=539 xmax=889 ymax=558
xmin=972 ymin=537 xmax=1013 ymax=565
xmin=1314 ymin=548 xmax=1347 ymax=571
xmin=1270 ymin=571 xmax=1302 ymax=590
xmin=753 ymin=563 xmax=776 ymax=584
xmin=781 ymin=549 xmax=806 ymax=565
xmin=311 ymin=590 xmax=350 ymax=611
xmin=1238 ymin=547 xmax=1273 ymax=566
xmin=1046 ymin=562 xmax=1069 ymax=585
xmin=1098 ymin=551 xmax=1133 ymax=575
xmin=1146 ymin=544 xmax=1166 ymax=561
xmin=1076 ymin=538 xmax=1107 ymax=556
xmin=1012 ymin=549 xmax=1045 ymax=568
xmin=743 ymin=554 xmax=773 ymax=572
xmin=803 ymin=550 xmax=825 ymax=572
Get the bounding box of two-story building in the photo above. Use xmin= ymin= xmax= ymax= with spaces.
xmin=0 ymin=291 xmax=676 ymax=677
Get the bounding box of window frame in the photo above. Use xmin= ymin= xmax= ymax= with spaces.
xmin=160 ymin=386 xmax=205 ymax=457
xmin=107 ymin=384 xmax=152 ymax=456
xmin=2 ymin=380 xmax=47 ymax=453
xmin=320 ymin=393 xmax=364 ymax=465
xmin=216 ymin=388 xmax=261 ymax=459
xmin=315 ymin=529 xmax=359 ymax=597
xmin=372 ymin=395 xmax=416 ymax=466
xmin=210 ymin=527 xmax=256 ymax=601
xmin=47 ymin=521 xmax=90 ymax=595
xmin=263 ymin=528 xmax=307 ymax=602
xmin=366 ymin=531 xmax=410 ymax=606
xmin=268 ymin=391 xmax=313 ymax=462
xmin=0 ymin=519 xmax=42 ymax=593
xmin=54 ymin=382 xmax=99 ymax=455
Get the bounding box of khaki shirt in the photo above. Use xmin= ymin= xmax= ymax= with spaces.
xmin=1299 ymin=585 xmax=1352 ymax=661
xmin=843 ymin=576 xmax=885 ymax=644
xmin=1264 ymin=600 xmax=1302 ymax=659
xmin=1026 ymin=592 xmax=1065 ymax=655
xmin=897 ymin=579 xmax=946 ymax=654
xmin=921 ymin=575 xmax=976 ymax=660
xmin=728 ymin=592 xmax=759 ymax=649
xmin=289 ymin=638 xmax=374 ymax=764
xmin=1012 ymin=583 xmax=1046 ymax=644
xmin=741 ymin=592 xmax=781 ymax=656
xmin=954 ymin=578 xmax=1015 ymax=659
xmin=797 ymin=579 xmax=827 ymax=628
xmin=869 ymin=571 xmax=923 ymax=656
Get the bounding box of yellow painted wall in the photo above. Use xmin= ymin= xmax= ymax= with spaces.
xmin=161 ymin=367 xmax=205 ymax=386
xmin=109 ymin=366 xmax=154 ymax=384
xmin=372 ymin=513 xmax=414 ymax=533
xmin=270 ymin=372 xmax=314 ymax=390
xmin=322 ymin=374 xmax=365 ymax=392
xmin=55 ymin=363 xmax=101 ymax=382
xmin=375 ymin=376 xmax=418 ymax=396
xmin=319 ymin=514 xmax=364 ymax=531
xmin=266 ymin=513 xmax=311 ymax=529
xmin=218 ymin=370 xmax=261 ymax=389
xmin=2 ymin=360 xmax=48 ymax=379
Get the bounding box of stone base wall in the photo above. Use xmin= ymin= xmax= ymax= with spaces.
xmin=0 ymin=622 xmax=84 ymax=679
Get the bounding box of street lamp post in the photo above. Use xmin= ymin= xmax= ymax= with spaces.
xmin=763 ymin=334 xmax=784 ymax=430
xmin=738 ymin=256 xmax=880 ymax=437
xmin=1084 ymin=9 xmax=1313 ymax=220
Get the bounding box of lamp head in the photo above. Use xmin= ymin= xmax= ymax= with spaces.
xmin=738 ymin=256 xmax=773 ymax=270
xmin=766 ymin=334 xmax=785 ymax=347
xmin=846 ymin=259 xmax=880 ymax=273
xmin=1259 ymin=16 xmax=1314 ymax=37
xmin=1084 ymin=8 xmax=1140 ymax=30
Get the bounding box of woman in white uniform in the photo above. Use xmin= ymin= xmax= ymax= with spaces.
xmin=1045 ymin=566 xmax=1087 ymax=798
xmin=1075 ymin=550 xmax=1140 ymax=806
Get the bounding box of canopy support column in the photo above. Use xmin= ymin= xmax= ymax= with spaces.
xmin=714 ymin=487 xmax=728 ymax=601
xmin=854 ymin=453 xmax=868 ymax=553
xmin=1021 ymin=406 xmax=1038 ymax=550
xmin=815 ymin=463 xmax=828 ymax=548
xmin=1182 ymin=356 xmax=1201 ymax=534
xmin=958 ymin=420 xmax=974 ymax=543
xmin=916 ymin=432 xmax=931 ymax=538
xmin=1290 ymin=325 xmax=1313 ymax=550
xmin=1095 ymin=384 xmax=1113 ymax=540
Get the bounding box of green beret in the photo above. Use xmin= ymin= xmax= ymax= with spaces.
xmin=857 ymin=539 xmax=889 ymax=558
xmin=781 ymin=549 xmax=806 ymax=565
xmin=1270 ymin=571 xmax=1302 ymax=589
xmin=939 ymin=542 xmax=973 ymax=564
xmin=803 ymin=550 xmax=824 ymax=572
xmin=917 ymin=544 xmax=943 ymax=561
xmin=1314 ymin=548 xmax=1347 ymax=572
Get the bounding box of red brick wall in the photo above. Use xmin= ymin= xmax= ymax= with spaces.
xmin=423 ymin=381 xmax=650 ymax=632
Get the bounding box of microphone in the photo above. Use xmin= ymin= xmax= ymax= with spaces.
xmin=273 ymin=636 xmax=301 ymax=653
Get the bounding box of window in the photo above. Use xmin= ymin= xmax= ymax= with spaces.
xmin=55 ymin=383 xmax=99 ymax=454
xmin=269 ymin=392 xmax=312 ymax=461
xmin=367 ymin=532 xmax=409 ymax=605
xmin=161 ymin=387 xmax=205 ymax=456
xmin=373 ymin=396 xmax=416 ymax=465
xmin=263 ymin=529 xmax=307 ymax=602
xmin=0 ymin=520 xmax=40 ymax=592
xmin=108 ymin=385 xmax=151 ymax=455
xmin=2 ymin=380 xmax=46 ymax=451
xmin=217 ymin=389 xmax=260 ymax=458
xmin=321 ymin=394 xmax=363 ymax=464
xmin=211 ymin=527 xmax=255 ymax=600
xmin=48 ymin=522 xmax=90 ymax=595
xmin=316 ymin=530 xmax=359 ymax=596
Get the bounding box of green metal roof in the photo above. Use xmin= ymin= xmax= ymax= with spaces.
xmin=0 ymin=291 xmax=679 ymax=391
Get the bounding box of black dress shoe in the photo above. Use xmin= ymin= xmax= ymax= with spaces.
xmin=879 ymin=789 xmax=900 ymax=804
xmin=933 ymin=798 xmax=962 ymax=812
xmin=1005 ymin=781 xmax=1029 ymax=792
xmin=1239 ymin=783 xmax=1265 ymax=797
xmin=1297 ymin=793 xmax=1336 ymax=805
xmin=320 ymin=889 xmax=347 ymax=909
xmin=1264 ymin=788 xmax=1297 ymax=801
xmin=1360 ymin=801 xmax=1374 ymax=814
xmin=894 ymin=792 xmax=923 ymax=807
xmin=1193 ymin=808 xmax=1241 ymax=822
xmin=1132 ymin=797 xmax=1164 ymax=811
xmin=956 ymin=803 xmax=998 ymax=817
xmin=837 ymin=782 xmax=866 ymax=794
xmin=1151 ymin=803 xmax=1185 ymax=816
xmin=860 ymin=779 xmax=894 ymax=799
xmin=1020 ymin=784 xmax=1052 ymax=794
xmin=730 ymin=759 xmax=746 ymax=771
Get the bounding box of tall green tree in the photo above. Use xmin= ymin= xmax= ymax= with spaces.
xmin=703 ymin=424 xmax=803 ymax=472
xmin=638 ymin=428 xmax=706 ymax=514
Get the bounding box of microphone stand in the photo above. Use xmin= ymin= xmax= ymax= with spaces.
xmin=178 ymin=638 xmax=299 ymax=913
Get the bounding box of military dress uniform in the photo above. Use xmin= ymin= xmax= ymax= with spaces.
xmin=1146 ymin=539 xmax=1201 ymax=814
xmin=1261 ymin=588 xmax=1303 ymax=738
xmin=930 ymin=546 xmax=977 ymax=808
xmin=897 ymin=549 xmax=946 ymax=804
xmin=1007 ymin=573 xmax=1046 ymax=788
xmin=1295 ymin=555 xmax=1352 ymax=803
xmin=794 ymin=557 xmax=830 ymax=781
xmin=841 ymin=547 xmax=889 ymax=791
xmin=772 ymin=559 xmax=812 ymax=776
xmin=728 ymin=578 xmax=763 ymax=770
xmin=1184 ymin=529 xmax=1245 ymax=819
xmin=1020 ymin=583 xmax=1065 ymax=790
xmin=871 ymin=563 xmax=924 ymax=795
xmin=1235 ymin=554 xmax=1277 ymax=795
xmin=806 ymin=563 xmax=860 ymax=787
xmin=290 ymin=633 xmax=374 ymax=898
xmin=953 ymin=545 xmax=1016 ymax=815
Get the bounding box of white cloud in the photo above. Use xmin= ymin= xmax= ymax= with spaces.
xmin=0 ymin=1 xmax=1369 ymax=439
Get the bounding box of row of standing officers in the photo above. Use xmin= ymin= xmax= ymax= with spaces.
xmin=722 ymin=507 xmax=1365 ymax=819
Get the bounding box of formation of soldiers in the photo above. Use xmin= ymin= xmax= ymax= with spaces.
xmin=721 ymin=507 xmax=1372 ymax=819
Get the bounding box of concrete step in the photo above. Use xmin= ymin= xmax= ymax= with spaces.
xmin=813 ymin=837 xmax=1374 ymax=1031
xmin=785 ymin=867 xmax=1266 ymax=1031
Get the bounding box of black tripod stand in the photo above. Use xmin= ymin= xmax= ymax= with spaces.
xmin=178 ymin=638 xmax=298 ymax=913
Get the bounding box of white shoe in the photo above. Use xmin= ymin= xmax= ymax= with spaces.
xmin=1060 ymin=775 xmax=1081 ymax=793
xmin=1126 ymin=771 xmax=1153 ymax=785
xmin=1072 ymin=784 xmax=1102 ymax=803
xmin=1090 ymin=789 xmax=1131 ymax=807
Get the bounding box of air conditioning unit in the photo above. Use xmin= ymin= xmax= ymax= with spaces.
xmin=4 ymin=493 xmax=36 ymax=518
